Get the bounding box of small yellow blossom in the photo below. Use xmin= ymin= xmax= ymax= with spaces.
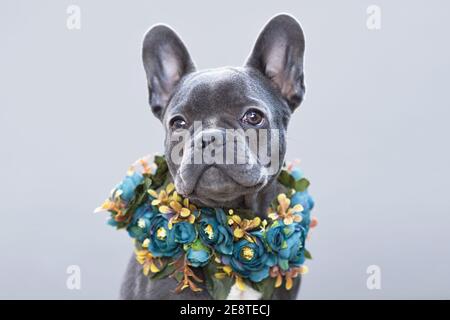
xmin=148 ymin=183 xmax=175 ymax=206
xmin=235 ymin=276 xmax=246 ymax=291
xmin=268 ymin=193 xmax=303 ymax=225
xmin=135 ymin=249 xmax=161 ymax=275
xmin=157 ymin=195 xmax=197 ymax=228
xmin=142 ymin=238 xmax=150 ymax=248
xmin=228 ymin=212 xmax=261 ymax=240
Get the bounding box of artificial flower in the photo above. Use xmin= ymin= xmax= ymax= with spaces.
xmin=135 ymin=249 xmax=163 ymax=275
xmin=185 ymin=239 xmax=211 ymax=267
xmin=112 ymin=171 xmax=144 ymax=202
xmin=173 ymin=221 xmax=197 ymax=244
xmin=147 ymin=215 xmax=181 ymax=257
xmin=225 ymin=231 xmax=276 ymax=282
xmin=268 ymin=193 xmax=303 ymax=225
xmin=159 ymin=196 xmax=197 ymax=227
xmin=147 ymin=183 xmax=175 ymax=206
xmin=227 ymin=210 xmax=261 ymax=242
xmin=198 ymin=208 xmax=233 ymax=255
xmin=126 ymin=202 xmax=157 ymax=241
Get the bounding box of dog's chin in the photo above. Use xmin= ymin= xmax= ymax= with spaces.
xmin=180 ymin=166 xmax=264 ymax=207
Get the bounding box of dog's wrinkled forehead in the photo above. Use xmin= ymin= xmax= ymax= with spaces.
xmin=164 ymin=68 xmax=289 ymax=127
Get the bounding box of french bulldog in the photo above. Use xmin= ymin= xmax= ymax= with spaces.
xmin=120 ymin=13 xmax=306 ymax=300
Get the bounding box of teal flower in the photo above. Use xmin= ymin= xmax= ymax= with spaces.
xmin=185 ymin=239 xmax=211 ymax=267
xmin=290 ymin=191 xmax=314 ymax=231
xmin=112 ymin=171 xmax=143 ymax=202
xmin=226 ymin=231 xmax=276 ymax=282
xmin=126 ymin=202 xmax=157 ymax=242
xmin=173 ymin=221 xmax=197 ymax=244
xmin=148 ymin=215 xmax=181 ymax=257
xmin=273 ymin=222 xmax=306 ymax=270
xmin=265 ymin=221 xmax=287 ymax=252
xmin=198 ymin=209 xmax=233 ymax=255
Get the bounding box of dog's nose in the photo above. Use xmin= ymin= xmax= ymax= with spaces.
xmin=199 ymin=129 xmax=225 ymax=149
xmin=202 ymin=135 xmax=217 ymax=149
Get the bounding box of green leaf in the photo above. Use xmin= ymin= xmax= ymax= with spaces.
xmin=151 ymin=155 xmax=169 ymax=188
xmin=295 ymin=178 xmax=310 ymax=192
xmin=278 ymin=170 xmax=296 ymax=189
xmin=279 ymin=259 xmax=289 ymax=271
xmin=189 ymin=239 xmax=210 ymax=251
xmin=150 ymin=260 xmax=177 ymax=280
xmin=203 ymin=263 xmax=233 ymax=300
xmin=304 ymin=249 xmax=313 ymax=260
xmin=252 ymin=277 xmax=276 ymax=300
xmin=173 ymin=271 xmax=183 ymax=282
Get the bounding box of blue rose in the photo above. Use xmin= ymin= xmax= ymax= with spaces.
xmin=291 ymin=191 xmax=314 ymax=211
xmin=198 ymin=209 xmax=233 ymax=255
xmin=271 ymin=222 xmax=306 ymax=270
xmin=185 ymin=240 xmax=211 ymax=267
xmin=173 ymin=221 xmax=197 ymax=244
xmin=265 ymin=222 xmax=286 ymax=252
xmin=126 ymin=202 xmax=157 ymax=241
xmin=147 ymin=215 xmax=182 ymax=257
xmin=226 ymin=231 xmax=275 ymax=282
xmin=289 ymin=238 xmax=306 ymax=267
xmin=113 ymin=172 xmax=144 ymax=202
xmin=291 ymin=191 xmax=314 ymax=230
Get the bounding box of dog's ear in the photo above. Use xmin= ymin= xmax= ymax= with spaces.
xmin=142 ymin=25 xmax=195 ymax=119
xmin=246 ymin=14 xmax=305 ymax=111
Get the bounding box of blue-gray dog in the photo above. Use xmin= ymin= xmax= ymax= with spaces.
xmin=120 ymin=13 xmax=306 ymax=300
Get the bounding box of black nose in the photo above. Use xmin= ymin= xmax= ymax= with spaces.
xmin=202 ymin=135 xmax=216 ymax=149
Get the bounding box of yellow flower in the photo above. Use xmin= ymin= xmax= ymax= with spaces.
xmin=240 ymin=246 xmax=255 ymax=261
xmin=137 ymin=157 xmax=156 ymax=175
xmin=94 ymin=198 xmax=126 ymax=220
xmin=235 ymin=276 xmax=246 ymax=290
xmin=135 ymin=249 xmax=162 ymax=275
xmin=214 ymin=264 xmax=234 ymax=279
xmin=148 ymin=183 xmax=175 ymax=206
xmin=204 ymin=224 xmax=214 ymax=240
xmin=268 ymin=193 xmax=304 ymax=225
xmin=228 ymin=211 xmax=261 ymax=241
xmin=154 ymin=191 xmax=197 ymax=227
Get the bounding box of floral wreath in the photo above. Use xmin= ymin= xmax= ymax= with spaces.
xmin=96 ymin=155 xmax=317 ymax=299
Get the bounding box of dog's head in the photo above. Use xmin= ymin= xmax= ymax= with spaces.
xmin=142 ymin=14 xmax=305 ymax=207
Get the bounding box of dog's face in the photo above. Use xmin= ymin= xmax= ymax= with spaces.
xmin=142 ymin=14 xmax=305 ymax=207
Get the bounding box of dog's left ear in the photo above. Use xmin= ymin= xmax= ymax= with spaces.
xmin=142 ymin=25 xmax=196 ymax=119
xmin=246 ymin=14 xmax=306 ymax=111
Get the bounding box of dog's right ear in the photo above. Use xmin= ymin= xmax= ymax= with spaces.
xmin=142 ymin=25 xmax=195 ymax=119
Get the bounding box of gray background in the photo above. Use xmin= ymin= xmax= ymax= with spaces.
xmin=1 ymin=0 xmax=449 ymax=299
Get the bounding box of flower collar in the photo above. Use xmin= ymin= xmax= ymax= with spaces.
xmin=96 ymin=155 xmax=316 ymax=299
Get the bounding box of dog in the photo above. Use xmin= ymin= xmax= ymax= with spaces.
xmin=120 ymin=13 xmax=306 ymax=300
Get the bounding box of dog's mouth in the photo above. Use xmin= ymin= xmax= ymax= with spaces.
xmin=175 ymin=165 xmax=266 ymax=206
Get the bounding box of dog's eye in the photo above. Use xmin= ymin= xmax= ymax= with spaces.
xmin=241 ymin=109 xmax=264 ymax=126
xmin=169 ymin=116 xmax=187 ymax=130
